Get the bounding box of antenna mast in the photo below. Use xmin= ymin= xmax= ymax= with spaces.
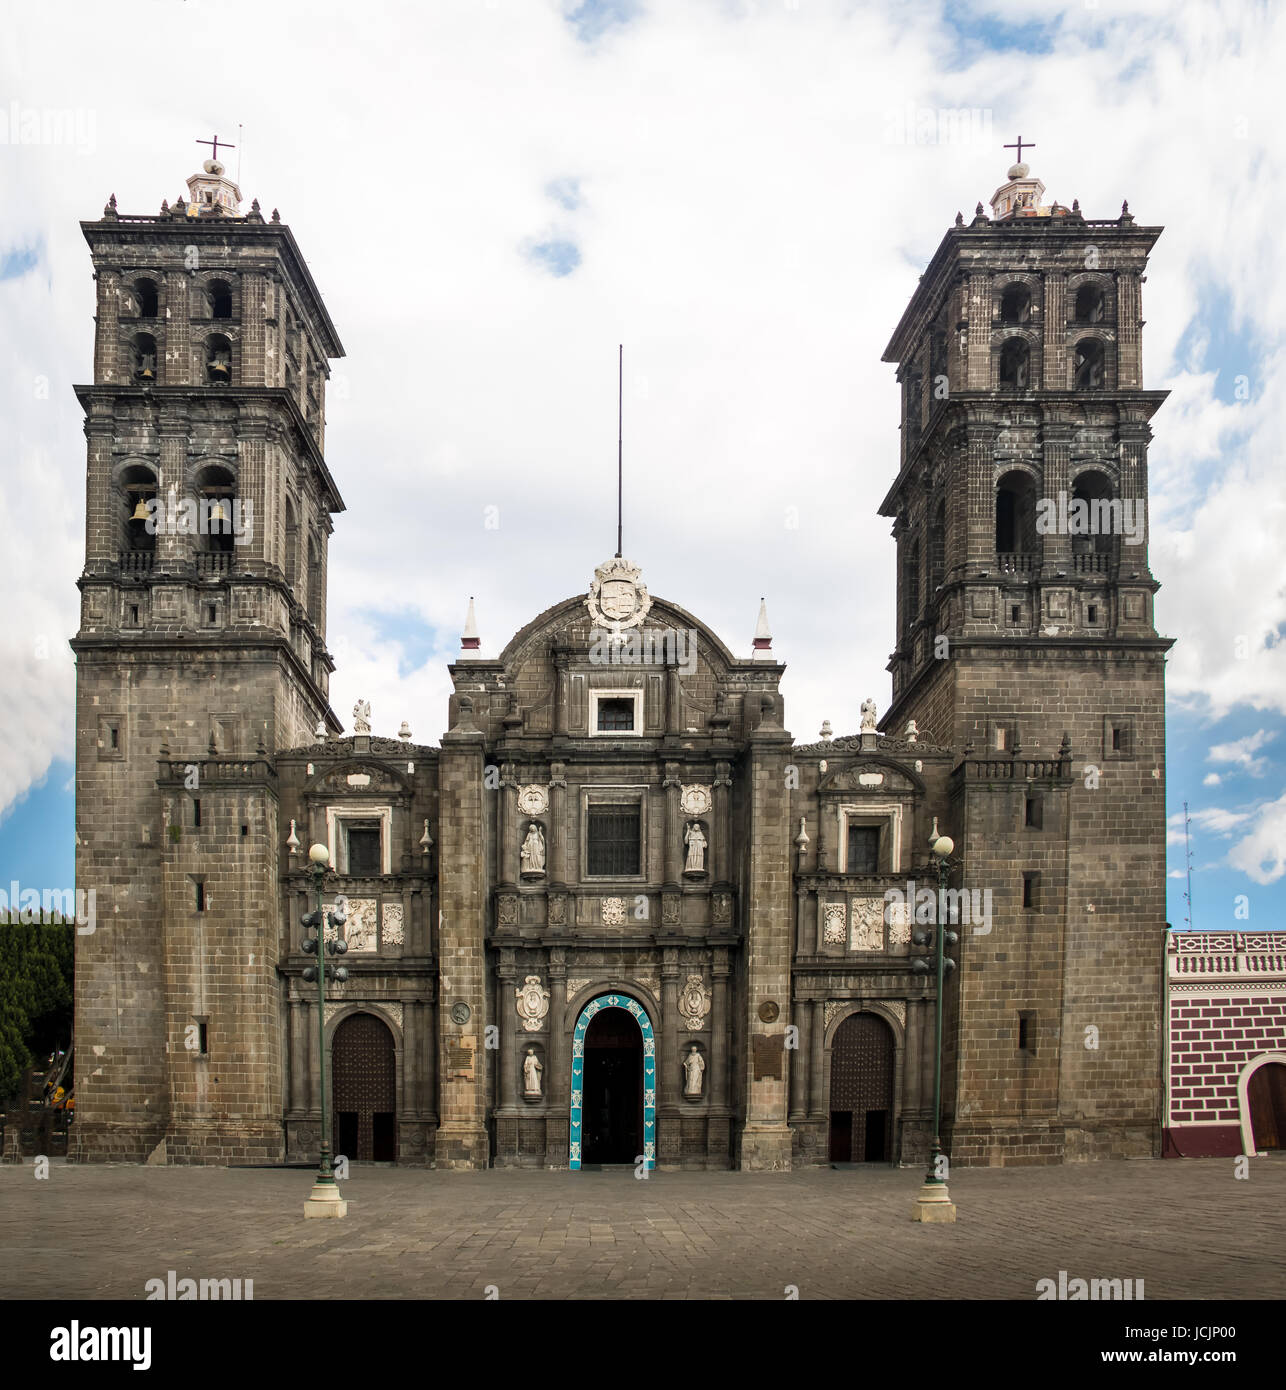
xmin=616 ymin=344 xmax=623 ymax=558
xmin=1183 ymin=800 xmax=1195 ymax=929
xmin=237 ymin=123 xmax=243 ymax=185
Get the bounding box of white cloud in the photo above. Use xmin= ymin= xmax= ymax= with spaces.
xmin=2 ymin=0 xmax=1286 ymax=817
xmin=1206 ymin=729 xmax=1277 ymax=777
xmin=1227 ymin=791 xmax=1286 ymax=886
xmin=1202 ymin=772 xmax=1222 ymax=786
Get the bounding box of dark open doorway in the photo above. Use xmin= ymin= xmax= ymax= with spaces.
xmin=581 ymin=1007 xmax=642 ymax=1164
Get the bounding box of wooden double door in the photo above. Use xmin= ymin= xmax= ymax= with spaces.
xmin=829 ymin=1013 xmax=894 ymax=1163
xmin=1248 ymin=1061 xmax=1286 ymax=1151
xmin=332 ymin=1012 xmax=397 ymax=1162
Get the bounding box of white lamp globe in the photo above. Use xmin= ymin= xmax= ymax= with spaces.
xmin=932 ymin=835 xmax=954 ymax=859
xmin=308 ymin=843 xmax=330 ymax=865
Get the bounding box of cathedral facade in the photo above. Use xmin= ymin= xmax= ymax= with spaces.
xmin=70 ymin=154 xmax=1172 ymax=1170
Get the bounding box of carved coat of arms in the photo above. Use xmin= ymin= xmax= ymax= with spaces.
xmin=585 ymin=556 xmax=652 ymax=634
xmin=516 ymin=975 xmax=550 ymax=1032
xmin=678 ymin=974 xmax=711 ymax=1031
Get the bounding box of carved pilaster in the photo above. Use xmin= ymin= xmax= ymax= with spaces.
xmin=663 ymin=762 xmax=682 ymax=886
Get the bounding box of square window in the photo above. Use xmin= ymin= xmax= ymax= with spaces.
xmin=1103 ymin=716 xmax=1135 ymax=760
xmin=586 ymin=804 xmax=641 ymax=876
xmin=846 ymin=825 xmax=879 ymax=874
xmin=97 ymin=715 xmax=125 ymax=760
xmin=596 ymin=697 xmax=635 ymax=732
xmin=345 ymin=824 xmax=382 ymax=875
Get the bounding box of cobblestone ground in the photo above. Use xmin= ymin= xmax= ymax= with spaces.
xmin=2 ymin=1157 xmax=1283 ymax=1300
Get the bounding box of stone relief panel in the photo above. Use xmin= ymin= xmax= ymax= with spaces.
xmin=823 ymin=901 xmax=846 ymax=945
xmin=327 ymin=896 xmax=376 ymax=952
xmin=886 ymin=899 xmax=912 ymax=947
xmin=382 ymin=901 xmax=404 ymax=947
xmin=497 ymin=894 xmax=519 ymax=926
xmin=565 ymin=978 xmax=593 ymax=1002
xmin=850 ymin=896 xmax=885 ymax=952
xmin=601 ymin=897 xmax=626 ymax=926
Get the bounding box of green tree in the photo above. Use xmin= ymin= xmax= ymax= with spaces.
xmin=0 ymin=914 xmax=74 ymax=1108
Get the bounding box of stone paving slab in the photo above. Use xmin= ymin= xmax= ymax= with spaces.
xmin=0 ymin=1158 xmax=1283 ymax=1300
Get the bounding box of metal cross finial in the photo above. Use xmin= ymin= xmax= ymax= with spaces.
xmin=196 ymin=134 xmax=236 ymax=163
xmin=1004 ymin=135 xmax=1034 ymax=164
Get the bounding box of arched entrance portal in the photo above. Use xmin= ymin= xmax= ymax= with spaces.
xmin=1247 ymin=1060 xmax=1286 ymax=1151
xmin=332 ymin=1012 xmax=397 ymax=1162
xmin=829 ymin=1012 xmax=894 ymax=1163
xmin=569 ymin=995 xmax=656 ymax=1170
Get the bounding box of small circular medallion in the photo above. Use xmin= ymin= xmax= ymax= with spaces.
xmin=758 ymin=1000 xmax=780 ymax=1023
xmin=450 ymin=1001 xmax=471 ymax=1025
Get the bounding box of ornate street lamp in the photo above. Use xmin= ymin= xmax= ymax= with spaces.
xmin=910 ymin=829 xmax=959 ymax=1223
xmin=301 ymin=842 xmax=351 ymax=1219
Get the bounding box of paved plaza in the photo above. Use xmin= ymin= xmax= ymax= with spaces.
xmin=2 ymin=1157 xmax=1283 ymax=1300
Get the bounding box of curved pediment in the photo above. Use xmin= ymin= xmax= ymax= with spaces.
xmin=303 ymin=759 xmax=414 ymax=797
xmin=817 ymin=758 xmax=922 ymax=797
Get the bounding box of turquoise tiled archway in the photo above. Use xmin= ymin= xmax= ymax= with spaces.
xmin=569 ymin=994 xmax=656 ymax=1171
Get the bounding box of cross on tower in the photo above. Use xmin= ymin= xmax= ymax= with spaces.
xmin=196 ymin=134 xmax=236 ymax=163
xmin=1003 ymin=135 xmax=1034 ymax=164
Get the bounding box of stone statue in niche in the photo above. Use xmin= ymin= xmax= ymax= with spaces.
xmin=352 ymin=699 xmax=371 ymax=734
xmin=523 ymin=1046 xmax=543 ymax=1097
xmin=683 ymin=1044 xmax=706 ymax=1098
xmin=520 ymin=821 xmax=546 ymax=875
xmin=684 ymin=821 xmax=707 ymax=874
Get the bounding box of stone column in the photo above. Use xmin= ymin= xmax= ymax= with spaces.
xmin=1117 ymin=271 xmax=1143 ymax=387
xmin=500 ymin=769 xmax=518 ymax=886
xmin=1042 ymin=272 xmax=1066 ymax=390
xmin=966 ymin=270 xmax=992 ymax=390
xmin=497 ymin=952 xmax=518 ymax=1111
xmin=788 ymin=995 xmax=809 ymax=1123
xmin=400 ymin=1001 xmax=415 ymax=1117
xmin=794 ymin=887 xmax=810 ymax=958
xmin=544 ymin=947 xmax=568 ymax=1167
xmin=422 ymin=998 xmax=438 ymax=1125
xmin=665 ymin=660 xmax=682 ymax=736
xmin=549 ymin=765 xmax=567 ymax=886
xmin=708 ymin=948 xmax=731 ymax=1164
xmin=1041 ymin=421 xmax=1072 ymax=577
xmin=663 ymin=762 xmax=682 ymax=886
xmin=553 ymin=652 xmax=569 ymax=736
xmin=712 ymin=763 xmax=732 ymax=883
xmin=658 ymin=949 xmax=681 ymax=1164
xmin=808 ymin=1000 xmax=827 ymax=1120
xmin=289 ymin=997 xmax=308 ymax=1112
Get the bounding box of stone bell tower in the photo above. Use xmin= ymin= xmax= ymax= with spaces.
xmin=878 ymin=154 xmax=1173 ymax=1164
xmin=70 ymin=152 xmax=346 ymax=1161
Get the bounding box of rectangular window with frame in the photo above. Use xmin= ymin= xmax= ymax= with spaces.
xmin=586 ymin=804 xmax=641 ymax=876
xmin=846 ymin=824 xmax=880 ymax=874
xmin=345 ymin=822 xmax=383 ymax=876
xmin=596 ymin=697 xmax=636 ymax=732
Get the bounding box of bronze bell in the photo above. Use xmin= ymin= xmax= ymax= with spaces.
xmin=138 ymin=365 xmax=154 ymax=380
xmin=130 ymin=498 xmax=151 ymax=522
xmin=209 ymin=359 xmax=230 ymax=379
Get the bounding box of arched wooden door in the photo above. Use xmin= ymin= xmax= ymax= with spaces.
xmin=1248 ymin=1061 xmax=1286 ymax=1151
xmin=332 ymin=1012 xmax=397 ymax=1162
xmin=829 ymin=1013 xmax=894 ymax=1163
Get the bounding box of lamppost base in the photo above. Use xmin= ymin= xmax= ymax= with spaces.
xmin=304 ymin=1181 xmax=348 ymax=1219
xmin=911 ymin=1181 xmax=957 ymax=1223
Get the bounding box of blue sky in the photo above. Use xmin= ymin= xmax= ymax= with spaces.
xmin=1 ymin=0 xmax=1284 ymax=932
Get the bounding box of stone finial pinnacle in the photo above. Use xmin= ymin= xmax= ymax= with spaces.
xmin=955 ymin=210 xmax=964 ymax=226
xmin=752 ymin=597 xmax=772 ymax=659
xmin=461 ymin=596 xmax=481 ymax=651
